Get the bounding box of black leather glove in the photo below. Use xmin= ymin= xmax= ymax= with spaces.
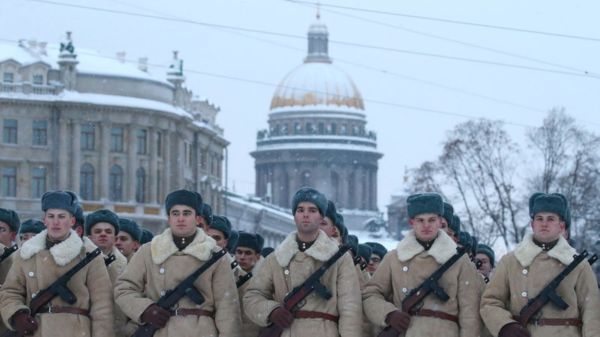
xmin=141 ymin=304 xmax=171 ymax=328
xmin=498 ymin=322 xmax=531 ymax=337
xmin=269 ymin=307 xmax=294 ymax=329
xmin=12 ymin=310 xmax=38 ymax=336
xmin=385 ymin=310 xmax=411 ymax=332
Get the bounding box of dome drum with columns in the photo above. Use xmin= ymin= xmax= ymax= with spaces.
xmin=251 ymin=17 xmax=382 ymax=230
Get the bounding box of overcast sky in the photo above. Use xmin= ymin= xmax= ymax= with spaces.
xmin=2 ymin=0 xmax=600 ymax=213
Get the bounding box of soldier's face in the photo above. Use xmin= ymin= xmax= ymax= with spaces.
xmin=475 ymin=253 xmax=492 ymax=277
xmin=320 ymin=216 xmax=336 ymax=237
xmin=19 ymin=232 xmax=37 ymax=245
xmin=235 ymin=246 xmax=259 ymax=272
xmin=0 ymin=221 xmax=15 ymax=247
xmin=168 ymin=205 xmax=200 ymax=237
xmin=43 ymin=209 xmax=75 ymax=241
xmin=88 ymin=222 xmax=116 ymax=254
xmin=116 ymin=231 xmax=140 ymax=257
xmin=294 ymin=202 xmax=323 ymax=236
xmin=410 ymin=213 xmax=442 ymax=242
xmin=197 ymin=216 xmax=209 ymax=231
xmin=531 ymin=212 xmax=565 ymax=243
xmin=366 ymin=253 xmax=381 ymax=274
xmin=206 ymin=228 xmax=228 ymax=248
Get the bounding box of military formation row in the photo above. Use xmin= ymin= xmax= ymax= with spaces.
xmin=0 ymin=187 xmax=597 ymax=337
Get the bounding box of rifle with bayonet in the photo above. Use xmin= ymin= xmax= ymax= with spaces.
xmin=516 ymin=250 xmax=590 ymax=326
xmin=131 ymin=249 xmax=227 ymax=337
xmin=1 ymin=247 xmax=101 ymax=337
xmin=258 ymin=244 xmax=351 ymax=337
xmin=0 ymin=244 xmax=18 ymax=264
xmin=378 ymin=247 xmax=467 ymax=337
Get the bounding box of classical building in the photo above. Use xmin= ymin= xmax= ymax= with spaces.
xmin=251 ymin=17 xmax=383 ymax=230
xmin=0 ymin=33 xmax=228 ymax=232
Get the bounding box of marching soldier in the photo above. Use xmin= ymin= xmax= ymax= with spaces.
xmin=115 ymin=218 xmax=142 ymax=261
xmin=85 ymin=209 xmax=127 ymax=282
xmin=243 ymin=187 xmax=362 ymax=337
xmin=475 ymin=244 xmax=495 ymax=282
xmin=364 ymin=242 xmax=387 ymax=276
xmin=114 ymin=189 xmax=241 ymax=337
xmin=0 ymin=190 xmax=114 ymax=337
xmin=17 ymin=219 xmax=45 ymax=245
xmin=206 ymin=215 xmax=231 ymax=250
xmin=440 ymin=202 xmax=454 ymax=238
xmin=197 ymin=203 xmax=213 ymax=231
xmin=0 ymin=208 xmax=20 ymax=334
xmin=234 ymin=231 xmax=263 ymax=337
xmin=140 ymin=228 xmax=154 ymax=245
xmin=480 ymin=193 xmax=600 ymax=337
xmin=362 ymin=192 xmax=481 ymax=337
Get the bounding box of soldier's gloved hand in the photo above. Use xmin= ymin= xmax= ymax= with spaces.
xmin=269 ymin=307 xmax=294 ymax=329
xmin=498 ymin=322 xmax=531 ymax=337
xmin=385 ymin=310 xmax=411 ymax=332
xmin=141 ymin=304 xmax=170 ymax=328
xmin=12 ymin=310 xmax=38 ymax=336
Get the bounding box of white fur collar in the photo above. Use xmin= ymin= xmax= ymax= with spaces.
xmin=274 ymin=230 xmax=339 ymax=267
xmin=396 ymin=230 xmax=457 ymax=264
xmin=514 ymin=233 xmax=576 ymax=267
xmin=150 ymin=228 xmax=217 ymax=265
xmin=20 ymin=229 xmax=84 ymax=266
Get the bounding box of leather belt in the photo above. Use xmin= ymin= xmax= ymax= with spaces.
xmin=171 ymin=308 xmax=214 ymax=318
xmin=38 ymin=305 xmax=89 ymax=317
xmin=412 ymin=309 xmax=458 ymax=323
xmin=514 ymin=316 xmax=582 ymax=327
xmin=294 ymin=310 xmax=339 ymax=323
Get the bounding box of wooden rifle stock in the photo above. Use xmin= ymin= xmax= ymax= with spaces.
xmin=377 ymin=247 xmax=467 ymax=337
xmin=258 ymin=245 xmax=351 ymax=337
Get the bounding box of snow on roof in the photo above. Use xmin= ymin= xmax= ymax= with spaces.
xmin=270 ymin=103 xmax=366 ymax=116
xmin=259 ymin=134 xmax=376 ymax=144
xmin=224 ymin=192 xmax=294 ymax=220
xmin=0 ymin=90 xmax=190 ymax=117
xmin=0 ymin=41 xmax=171 ymax=86
xmin=255 ymin=141 xmax=381 ymax=153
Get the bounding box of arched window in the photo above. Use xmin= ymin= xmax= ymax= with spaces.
xmin=109 ymin=165 xmax=123 ymax=201
xmin=80 ymin=163 xmax=95 ymax=200
xmin=136 ymin=167 xmax=146 ymax=203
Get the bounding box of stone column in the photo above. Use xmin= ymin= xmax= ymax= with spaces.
xmin=148 ymin=128 xmax=158 ymax=204
xmin=127 ymin=125 xmax=137 ymax=202
xmin=163 ymin=130 xmax=171 ymax=195
xmin=71 ymin=122 xmax=81 ymax=193
xmin=57 ymin=118 xmax=69 ymax=188
xmin=100 ymin=121 xmax=110 ymax=200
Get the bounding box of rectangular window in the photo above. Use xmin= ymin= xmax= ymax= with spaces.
xmin=137 ymin=129 xmax=147 ymax=154
xmin=31 ymin=167 xmax=46 ymax=198
xmin=3 ymin=119 xmax=17 ymax=144
xmin=110 ymin=126 xmax=124 ymax=152
xmin=81 ymin=123 xmax=95 ymax=150
xmin=2 ymin=73 xmax=14 ymax=83
xmin=32 ymin=120 xmax=47 ymax=146
xmin=156 ymin=132 xmax=162 ymax=156
xmin=2 ymin=167 xmax=16 ymax=197
xmin=32 ymin=75 xmax=44 ymax=85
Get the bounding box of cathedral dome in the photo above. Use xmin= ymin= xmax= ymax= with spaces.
xmin=269 ymin=19 xmax=364 ymax=111
xmin=270 ymin=62 xmax=364 ymax=110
